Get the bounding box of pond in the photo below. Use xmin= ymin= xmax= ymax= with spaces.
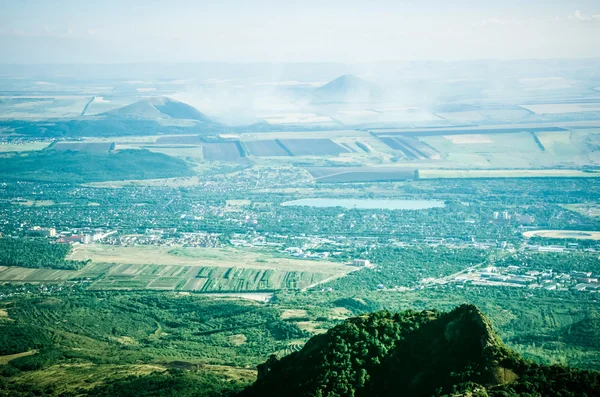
xmin=281 ymin=198 xmax=445 ymax=210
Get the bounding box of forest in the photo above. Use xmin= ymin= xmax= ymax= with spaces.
xmin=0 ymin=238 xmax=87 ymax=270
xmin=243 ymin=305 xmax=600 ymax=397
xmin=0 ymin=149 xmax=195 ymax=183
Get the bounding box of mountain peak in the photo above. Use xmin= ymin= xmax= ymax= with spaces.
xmin=101 ymin=97 xmax=214 ymax=123
xmin=366 ymin=304 xmax=516 ymax=396
xmin=313 ymin=74 xmax=383 ymax=103
xmin=242 ymin=305 xmax=600 ymax=397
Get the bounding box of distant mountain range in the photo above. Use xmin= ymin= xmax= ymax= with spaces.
xmin=101 ymin=97 xmax=215 ymax=123
xmin=241 ymin=305 xmax=600 ymax=397
xmin=313 ymin=74 xmax=383 ymax=103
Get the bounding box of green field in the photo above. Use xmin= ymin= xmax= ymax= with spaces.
xmin=561 ymin=203 xmax=600 ymax=218
xmin=418 ymin=169 xmax=600 ymax=179
xmin=67 ymin=245 xmax=352 ymax=275
xmin=0 ymin=266 xmax=75 ymax=282
xmin=0 ymin=142 xmax=51 ymax=152
xmin=0 ymin=262 xmax=334 ymax=292
xmin=0 ymin=245 xmax=352 ymax=292
xmin=522 ymin=230 xmax=600 ymax=240
xmin=86 ymin=263 xmax=330 ymax=292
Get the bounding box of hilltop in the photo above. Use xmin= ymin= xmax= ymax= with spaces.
xmin=101 ymin=97 xmax=215 ymax=122
xmin=241 ymin=305 xmax=600 ymax=397
xmin=312 ymin=74 xmax=383 ymax=103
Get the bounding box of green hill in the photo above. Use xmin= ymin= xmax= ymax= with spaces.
xmin=242 ymin=305 xmax=600 ymax=397
xmin=313 ymin=74 xmax=383 ymax=103
xmin=0 ymin=149 xmax=195 ymax=183
xmin=102 ymin=97 xmax=214 ymax=123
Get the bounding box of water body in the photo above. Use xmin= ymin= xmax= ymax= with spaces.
xmin=281 ymin=198 xmax=445 ymax=210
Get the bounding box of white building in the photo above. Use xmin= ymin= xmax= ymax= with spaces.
xmin=353 ymin=259 xmax=371 ymax=267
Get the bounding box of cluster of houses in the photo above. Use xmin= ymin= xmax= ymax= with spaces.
xmin=28 ymin=226 xmax=116 ymax=244
xmin=454 ymin=265 xmax=600 ymax=292
xmin=25 ymin=225 xmax=224 ymax=249
xmin=102 ymin=230 xmax=222 ymax=248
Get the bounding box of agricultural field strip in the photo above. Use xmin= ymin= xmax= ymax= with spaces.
xmin=51 ymin=142 xmax=115 ymax=152
xmin=66 ymin=245 xmax=351 ymax=275
xmin=87 ymin=264 xmax=329 ymax=291
xmin=315 ymin=172 xmax=416 ymax=183
xmin=202 ymin=142 xmax=246 ymax=161
xmin=396 ymin=137 xmax=440 ymax=159
xmin=0 ymin=244 xmax=354 ymax=291
xmin=382 ymin=137 xmax=436 ymax=160
xmin=522 ymin=230 xmax=600 ymax=240
xmin=0 ymin=263 xmax=345 ymax=292
xmin=243 ymin=140 xmax=291 ymax=157
xmin=560 ymin=204 xmax=600 ymax=218
xmin=277 ymin=139 xmax=348 ymax=156
xmin=307 ymin=167 xmax=415 ymax=180
xmin=306 ymin=166 xmax=416 ymax=183
xmin=373 ymin=126 xmax=567 ymax=137
xmin=418 ymin=169 xmax=600 ymax=179
xmin=0 ymin=266 xmax=74 ymax=282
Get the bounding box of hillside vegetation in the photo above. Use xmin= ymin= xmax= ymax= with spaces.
xmin=242 ymin=305 xmax=600 ymax=397
xmin=0 ymin=149 xmax=195 ymax=182
xmin=102 ymin=97 xmax=214 ymax=123
xmin=0 ymin=238 xmax=87 ymax=270
xmin=313 ymin=75 xmax=383 ymax=103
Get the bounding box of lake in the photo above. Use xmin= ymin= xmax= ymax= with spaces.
xmin=281 ymin=198 xmax=445 ymax=210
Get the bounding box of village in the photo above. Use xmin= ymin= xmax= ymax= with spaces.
xmin=446 ymin=265 xmax=600 ymax=293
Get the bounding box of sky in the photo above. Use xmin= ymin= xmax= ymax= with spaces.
xmin=1 ymin=0 xmax=600 ymax=63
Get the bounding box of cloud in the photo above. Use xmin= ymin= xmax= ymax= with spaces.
xmin=570 ymin=10 xmax=600 ymax=23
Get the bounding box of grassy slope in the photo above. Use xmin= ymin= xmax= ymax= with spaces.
xmin=0 ymin=149 xmax=195 ymax=183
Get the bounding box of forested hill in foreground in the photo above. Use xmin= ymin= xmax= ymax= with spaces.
xmin=242 ymin=305 xmax=600 ymax=397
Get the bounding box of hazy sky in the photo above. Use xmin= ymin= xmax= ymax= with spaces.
xmin=1 ymin=0 xmax=599 ymax=63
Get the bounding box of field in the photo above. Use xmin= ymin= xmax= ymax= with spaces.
xmin=443 ymin=134 xmax=494 ymax=144
xmin=68 ymin=245 xmax=350 ymax=274
xmin=87 ymin=263 xmax=329 ymax=292
xmin=418 ymin=169 xmax=600 ymax=179
xmin=305 ymin=167 xmax=416 ymax=183
xmin=561 ymin=204 xmax=600 ymax=219
xmin=51 ymin=142 xmax=115 ymax=152
xmin=241 ymin=130 xmax=368 ymax=141
xmin=156 ymin=135 xmax=203 ymax=144
xmin=0 ymin=142 xmax=51 ymax=152
xmin=374 ymin=126 xmax=567 ymax=137
xmin=143 ymin=145 xmax=205 ymax=161
xmin=0 ymin=266 xmax=74 ymax=282
xmin=521 ymin=103 xmax=600 ymax=114
xmin=277 ymin=139 xmax=348 ymax=156
xmin=0 ymin=97 xmax=89 ymax=119
xmin=332 ymin=107 xmax=439 ymax=125
xmin=535 ymin=131 xmax=572 ymax=148
xmin=0 ymin=245 xmax=355 ymax=293
xmin=244 ymin=140 xmax=291 ymax=157
xmin=202 ymin=142 xmax=246 ymax=162
xmin=436 ymin=111 xmax=486 ymax=122
xmin=330 ymin=137 xmax=386 ymax=155
xmin=379 ymin=137 xmax=440 ymax=160
xmin=0 ymin=350 xmax=37 ymax=365
xmin=21 ymin=244 xmax=359 ymax=292
xmin=422 ymin=132 xmax=542 ymax=155
xmin=12 ymin=363 xmax=169 ymax=395
xmin=396 ymin=137 xmax=440 ymax=159
xmin=522 ymin=230 xmax=600 ymax=240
